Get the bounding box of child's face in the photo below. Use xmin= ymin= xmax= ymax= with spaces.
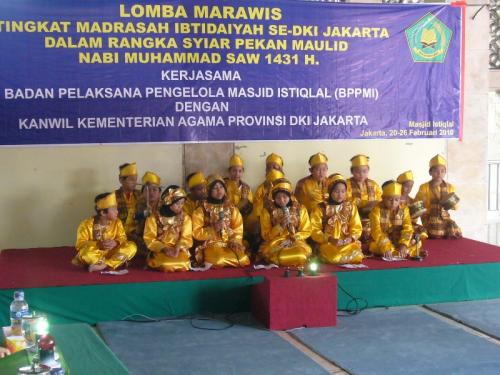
xmin=310 ymin=164 xmax=328 ymax=181
xmin=274 ymin=191 xmax=290 ymax=208
xmin=120 ymin=175 xmax=137 ymax=192
xmin=266 ymin=162 xmax=282 ymax=174
xmin=430 ymin=166 xmax=446 ymax=182
xmin=190 ymin=184 xmax=207 ymax=200
xmin=383 ymin=195 xmax=401 ymax=211
xmin=229 ymin=166 xmax=244 ymax=181
xmin=144 ymin=185 xmax=161 ymax=202
xmin=169 ymin=198 xmax=185 ymax=214
xmin=105 ymin=206 xmax=118 ymax=221
xmin=209 ymin=182 xmax=226 ymax=200
xmin=401 ymin=181 xmax=414 ymax=196
xmin=352 ymin=166 xmax=369 ymax=183
xmin=330 ymin=183 xmax=346 ymax=203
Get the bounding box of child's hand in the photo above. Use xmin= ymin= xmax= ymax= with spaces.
xmin=343 ymin=237 xmax=353 ymax=245
xmin=163 ymin=246 xmax=176 ymax=257
xmin=101 ymin=240 xmax=117 ymax=250
xmin=214 ymin=219 xmax=225 ymax=233
xmin=228 ymin=240 xmax=239 ymax=250
xmin=0 ymin=346 xmax=11 ymax=358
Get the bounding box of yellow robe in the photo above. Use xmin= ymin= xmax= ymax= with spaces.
xmin=415 ymin=181 xmax=461 ymax=239
xmin=115 ymin=188 xmax=140 ymax=238
xmin=346 ymin=178 xmax=382 ymax=242
xmin=259 ymin=202 xmax=312 ymax=267
xmin=245 ymin=180 xmax=273 ymax=238
xmin=135 ymin=197 xmax=160 ymax=257
xmin=192 ymin=201 xmax=250 ymax=268
xmin=183 ymin=195 xmax=203 ymax=216
xmin=369 ymin=204 xmax=419 ymax=257
xmin=295 ymin=176 xmax=329 ymax=213
xmin=225 ymin=179 xmax=254 ymax=213
xmin=310 ymin=201 xmax=363 ymax=264
xmin=346 ymin=178 xmax=382 ymax=210
xmin=143 ymin=213 xmax=192 ymax=272
xmin=251 ymin=181 xmax=274 ymax=219
xmin=75 ymin=217 xmax=137 ymax=269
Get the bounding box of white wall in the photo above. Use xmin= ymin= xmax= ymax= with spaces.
xmin=0 ymin=144 xmax=182 ymax=250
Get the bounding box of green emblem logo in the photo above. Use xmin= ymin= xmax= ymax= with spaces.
xmin=405 ymin=13 xmax=452 ymax=63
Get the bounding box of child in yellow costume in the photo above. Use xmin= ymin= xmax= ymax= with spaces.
xmin=192 ymin=175 xmax=250 ymax=269
xmin=183 ymin=171 xmax=207 ymax=216
xmin=135 ymin=171 xmax=162 ymax=257
xmin=259 ymin=179 xmax=312 ymax=267
xmin=252 ymin=153 xmax=285 ymax=217
xmin=295 ymin=152 xmax=330 ymax=213
xmin=246 ymin=156 xmax=285 ymax=252
xmin=115 ymin=163 xmax=141 ymax=240
xmin=225 ymin=154 xmax=254 ymax=218
xmin=415 ymin=155 xmax=462 ymax=239
xmin=397 ymin=170 xmax=428 ymax=245
xmin=311 ymin=174 xmax=363 ymax=264
xmin=75 ymin=192 xmax=137 ymax=272
xmin=369 ymin=181 xmax=419 ymax=259
xmin=346 ymin=154 xmax=382 ymax=243
xmin=143 ymin=186 xmax=192 ymax=272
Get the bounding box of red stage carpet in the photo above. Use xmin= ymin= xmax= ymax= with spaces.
xmin=0 ymin=238 xmax=499 ymax=290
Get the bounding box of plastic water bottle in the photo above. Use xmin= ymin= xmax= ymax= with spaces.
xmin=10 ymin=290 xmax=29 ymax=336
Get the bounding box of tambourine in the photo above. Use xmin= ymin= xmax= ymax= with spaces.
xmin=441 ymin=192 xmax=460 ymax=210
xmin=409 ymin=200 xmax=426 ymax=219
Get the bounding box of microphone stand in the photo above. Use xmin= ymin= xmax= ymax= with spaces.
xmin=410 ymin=234 xmax=423 ymax=261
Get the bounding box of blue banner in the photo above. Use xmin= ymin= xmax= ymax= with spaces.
xmin=0 ymin=0 xmax=463 ymax=145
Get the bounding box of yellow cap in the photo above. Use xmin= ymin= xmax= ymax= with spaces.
xmin=329 ymin=173 xmax=346 ymax=187
xmin=309 ymin=153 xmax=328 ymax=168
xmin=271 ymin=179 xmax=293 ymax=195
xmin=162 ymin=186 xmax=187 ymax=206
xmin=206 ymin=174 xmax=226 ymax=189
xmin=429 ymin=154 xmax=446 ymax=168
xmin=396 ymin=171 xmax=414 ymax=184
xmin=382 ymin=181 xmax=402 ymax=197
xmin=187 ymin=172 xmax=207 ymax=189
xmin=266 ymin=169 xmax=285 ymax=183
xmin=266 ymin=153 xmax=284 ymax=167
xmin=229 ymin=154 xmax=244 ymax=168
xmin=119 ymin=162 xmax=137 ymax=177
xmin=96 ymin=192 xmax=117 ymax=210
xmin=350 ymin=154 xmax=370 ymax=168
xmin=142 ymin=171 xmax=161 ymax=186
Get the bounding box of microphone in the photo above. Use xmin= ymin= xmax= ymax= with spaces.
xmin=282 ymin=206 xmax=295 ymax=234
xmin=218 ymin=210 xmax=226 ymax=237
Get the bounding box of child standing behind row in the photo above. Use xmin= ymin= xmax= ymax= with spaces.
xmin=346 ymin=155 xmax=382 ymax=243
xmin=415 ymin=155 xmax=462 ymax=239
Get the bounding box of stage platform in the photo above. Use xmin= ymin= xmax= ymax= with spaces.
xmin=0 ymin=238 xmax=499 ymax=326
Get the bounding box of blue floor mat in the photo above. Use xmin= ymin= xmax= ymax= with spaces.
xmin=425 ymin=298 xmax=500 ymax=339
xmin=97 ymin=314 xmax=328 ymax=375
xmin=291 ymin=307 xmax=500 ymax=375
